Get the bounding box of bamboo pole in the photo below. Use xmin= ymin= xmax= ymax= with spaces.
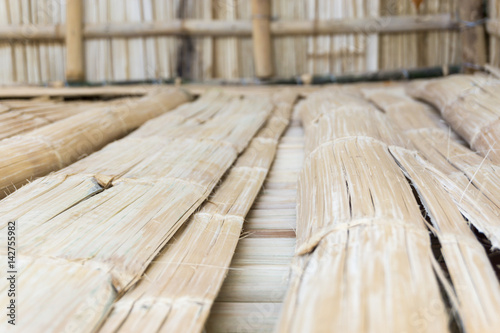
xmin=65 ymin=0 xmax=85 ymax=81
xmin=459 ymin=0 xmax=486 ymax=69
xmin=251 ymin=0 xmax=273 ymax=78
xmin=0 ymin=14 xmax=459 ymax=40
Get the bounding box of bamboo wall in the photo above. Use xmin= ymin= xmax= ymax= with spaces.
xmin=489 ymin=0 xmax=500 ymax=66
xmin=0 ymin=0 xmax=481 ymax=84
xmin=0 ymin=0 xmax=66 ymax=83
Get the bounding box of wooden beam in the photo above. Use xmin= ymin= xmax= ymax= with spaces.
xmin=0 ymin=14 xmax=459 ymax=41
xmin=65 ymin=0 xmax=85 ymax=81
xmin=251 ymin=0 xmax=273 ymax=78
xmin=459 ymin=0 xmax=486 ymax=70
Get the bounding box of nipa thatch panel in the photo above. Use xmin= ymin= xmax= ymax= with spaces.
xmin=0 ymin=98 xmax=138 ymax=140
xmin=0 ymin=90 xmax=273 ymax=332
xmin=365 ymin=87 xmax=500 ymax=333
xmin=409 ymin=74 xmax=500 ymax=164
xmin=0 ymin=88 xmax=190 ymax=197
xmin=98 ymin=90 xmax=296 ymax=333
xmin=365 ymin=88 xmax=500 ymax=250
xmin=277 ymin=90 xmax=449 ymax=332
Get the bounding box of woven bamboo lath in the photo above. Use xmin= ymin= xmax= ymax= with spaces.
xmin=0 ymin=90 xmax=273 ymax=332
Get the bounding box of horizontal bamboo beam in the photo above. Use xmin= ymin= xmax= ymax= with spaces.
xmin=0 ymin=25 xmax=65 ymax=41
xmin=271 ymin=14 xmax=458 ymax=35
xmin=0 ymin=14 xmax=459 ymax=41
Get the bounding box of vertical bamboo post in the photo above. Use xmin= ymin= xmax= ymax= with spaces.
xmin=251 ymin=0 xmax=273 ymax=78
xmin=459 ymin=0 xmax=486 ymax=72
xmin=66 ymin=0 xmax=85 ymax=82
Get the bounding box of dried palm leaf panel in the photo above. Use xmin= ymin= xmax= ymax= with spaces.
xmin=0 ymin=98 xmax=135 ymax=140
xmin=362 ymin=87 xmax=461 ymax=141
xmin=391 ymin=148 xmax=500 ymax=333
xmin=99 ymin=90 xmax=297 ymax=333
xmin=0 ymin=92 xmax=273 ymax=333
xmin=409 ymin=74 xmax=500 ymax=164
xmin=365 ymin=89 xmax=500 ymax=249
xmin=277 ymin=91 xmax=449 ymax=333
xmin=366 ymin=89 xmax=500 ymax=332
xmin=0 ymin=88 xmax=191 ymax=197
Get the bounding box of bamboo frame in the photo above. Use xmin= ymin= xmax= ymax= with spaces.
xmin=0 ymin=14 xmax=459 ymax=41
xmin=459 ymin=0 xmax=487 ymax=68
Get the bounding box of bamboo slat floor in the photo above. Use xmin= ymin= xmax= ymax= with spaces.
xmin=205 ymin=106 xmax=304 ymax=332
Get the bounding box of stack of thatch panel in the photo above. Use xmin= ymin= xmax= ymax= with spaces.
xmin=1 ymin=75 xmax=500 ymax=333
xmin=277 ymin=77 xmax=500 ymax=333
xmin=0 ymin=88 xmax=296 ymax=332
xmin=410 ymin=74 xmax=500 ymax=164
xmin=0 ymin=88 xmax=190 ymax=197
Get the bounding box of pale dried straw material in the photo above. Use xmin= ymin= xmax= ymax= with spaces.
xmin=365 ymin=88 xmax=500 ymax=332
xmin=0 ymin=88 xmax=191 ymax=198
xmin=0 ymin=91 xmax=273 ymax=333
xmin=0 ymin=98 xmax=135 ymax=140
xmin=277 ymin=90 xmax=449 ymax=333
xmin=391 ymin=147 xmax=500 ymax=333
xmin=408 ymin=74 xmax=500 ymax=164
xmin=98 ymin=90 xmax=297 ymax=333
xmin=365 ymin=88 xmax=500 ymax=249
